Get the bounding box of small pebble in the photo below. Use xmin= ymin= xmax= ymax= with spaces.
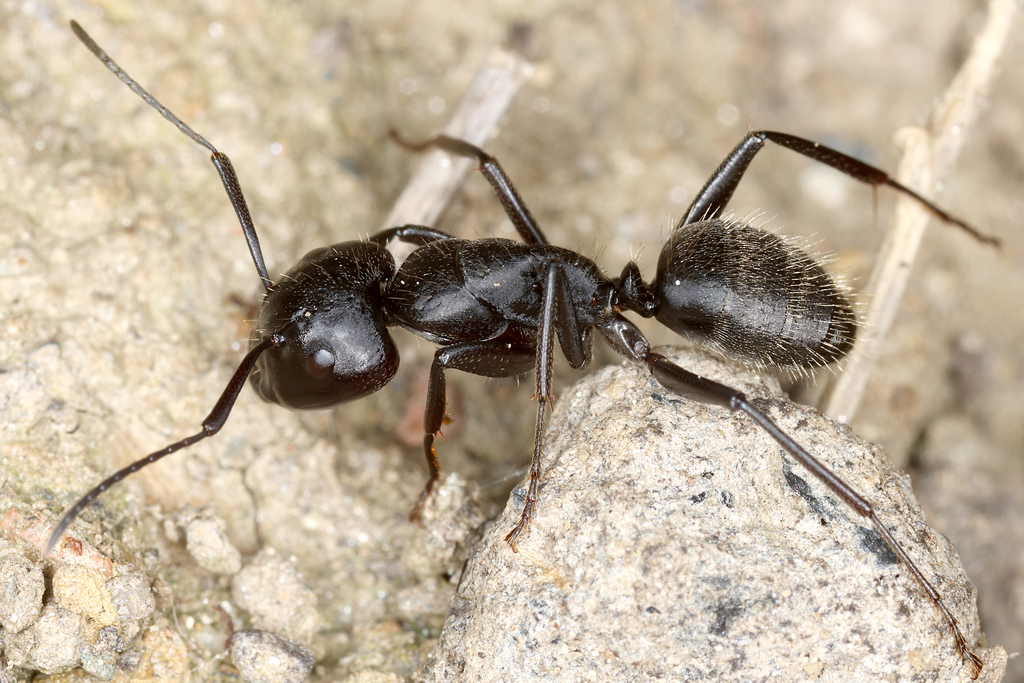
xmin=186 ymin=516 xmax=243 ymax=575
xmin=3 ymin=628 xmax=34 ymax=668
xmin=231 ymin=629 xmax=314 ymax=683
xmin=80 ymin=643 xmax=117 ymax=680
xmin=107 ymin=571 xmax=157 ymax=626
xmin=0 ymin=552 xmax=45 ymax=633
xmin=26 ymin=604 xmax=85 ymax=673
xmin=232 ymin=548 xmax=322 ymax=645
xmin=52 ymin=564 xmax=118 ymax=627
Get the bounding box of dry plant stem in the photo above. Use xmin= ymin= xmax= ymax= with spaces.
xmin=382 ymin=48 xmax=533 ymax=230
xmin=824 ymin=0 xmax=1017 ymax=423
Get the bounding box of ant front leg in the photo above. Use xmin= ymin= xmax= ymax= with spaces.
xmin=390 ymin=131 xmax=549 ymax=245
xmin=682 ymin=130 xmax=999 ymax=246
xmin=410 ymin=337 xmax=537 ymax=524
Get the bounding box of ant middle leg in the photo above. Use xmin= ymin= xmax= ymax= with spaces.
xmin=389 ymin=130 xmax=549 ymax=246
xmin=410 ymin=337 xmax=537 ymax=523
xmin=505 ymin=262 xmax=591 ymax=549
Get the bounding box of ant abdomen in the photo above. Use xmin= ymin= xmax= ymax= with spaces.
xmin=249 ymin=241 xmax=400 ymax=409
xmin=652 ymin=219 xmax=856 ymax=370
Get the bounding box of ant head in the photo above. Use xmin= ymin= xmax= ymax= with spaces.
xmin=249 ymin=241 xmax=400 ymax=409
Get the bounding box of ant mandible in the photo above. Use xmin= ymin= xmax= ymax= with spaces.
xmin=50 ymin=20 xmax=998 ymax=678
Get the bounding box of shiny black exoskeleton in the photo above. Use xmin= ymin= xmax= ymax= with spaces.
xmin=51 ymin=21 xmax=997 ymax=677
xmin=649 ymin=218 xmax=857 ymax=369
xmin=249 ymin=240 xmax=399 ymax=409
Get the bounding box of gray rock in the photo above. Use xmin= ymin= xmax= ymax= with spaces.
xmin=25 ymin=604 xmax=85 ymax=673
xmin=0 ymin=552 xmax=44 ymax=633
xmin=79 ymin=641 xmax=118 ymax=680
xmin=232 ymin=548 xmax=323 ymax=647
xmin=420 ymin=349 xmax=1003 ymax=682
xmin=231 ymin=629 xmax=315 ymax=683
xmin=186 ymin=514 xmax=243 ymax=575
xmin=107 ymin=571 xmax=157 ymax=643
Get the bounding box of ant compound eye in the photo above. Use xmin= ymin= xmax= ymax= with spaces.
xmin=304 ymin=348 xmax=335 ymax=379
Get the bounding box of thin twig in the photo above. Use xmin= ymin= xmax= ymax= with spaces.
xmin=823 ymin=0 xmax=1017 ymax=423
xmin=382 ymin=47 xmax=533 ymax=230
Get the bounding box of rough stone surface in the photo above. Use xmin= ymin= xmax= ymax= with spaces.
xmin=232 ymin=548 xmax=323 ymax=647
xmin=231 ymin=629 xmax=315 ymax=683
xmin=420 ymin=349 xmax=1005 ymax=683
xmin=185 ymin=514 xmax=244 ymax=575
xmin=0 ymin=552 xmax=45 ymax=633
xmin=25 ymin=604 xmax=86 ymax=673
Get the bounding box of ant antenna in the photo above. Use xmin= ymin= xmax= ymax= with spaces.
xmin=45 ymin=337 xmax=278 ymax=555
xmin=70 ymin=20 xmax=274 ymax=290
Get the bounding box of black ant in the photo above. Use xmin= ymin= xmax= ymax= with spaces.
xmin=49 ymin=20 xmax=998 ymax=678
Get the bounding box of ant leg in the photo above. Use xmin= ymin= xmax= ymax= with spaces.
xmin=505 ymin=263 xmax=591 ymax=549
xmin=409 ymin=338 xmax=537 ymax=524
xmin=644 ymin=350 xmax=983 ymax=678
xmin=389 ymin=130 xmax=549 ymax=245
xmin=763 ymin=131 xmax=998 ymax=246
xmin=680 ymin=132 xmax=765 ymax=227
xmin=681 ymin=129 xmax=999 ymax=247
xmin=70 ymin=21 xmax=274 ymax=289
xmin=45 ymin=335 xmax=280 ymax=556
xmin=551 ymin=266 xmax=591 ymax=371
